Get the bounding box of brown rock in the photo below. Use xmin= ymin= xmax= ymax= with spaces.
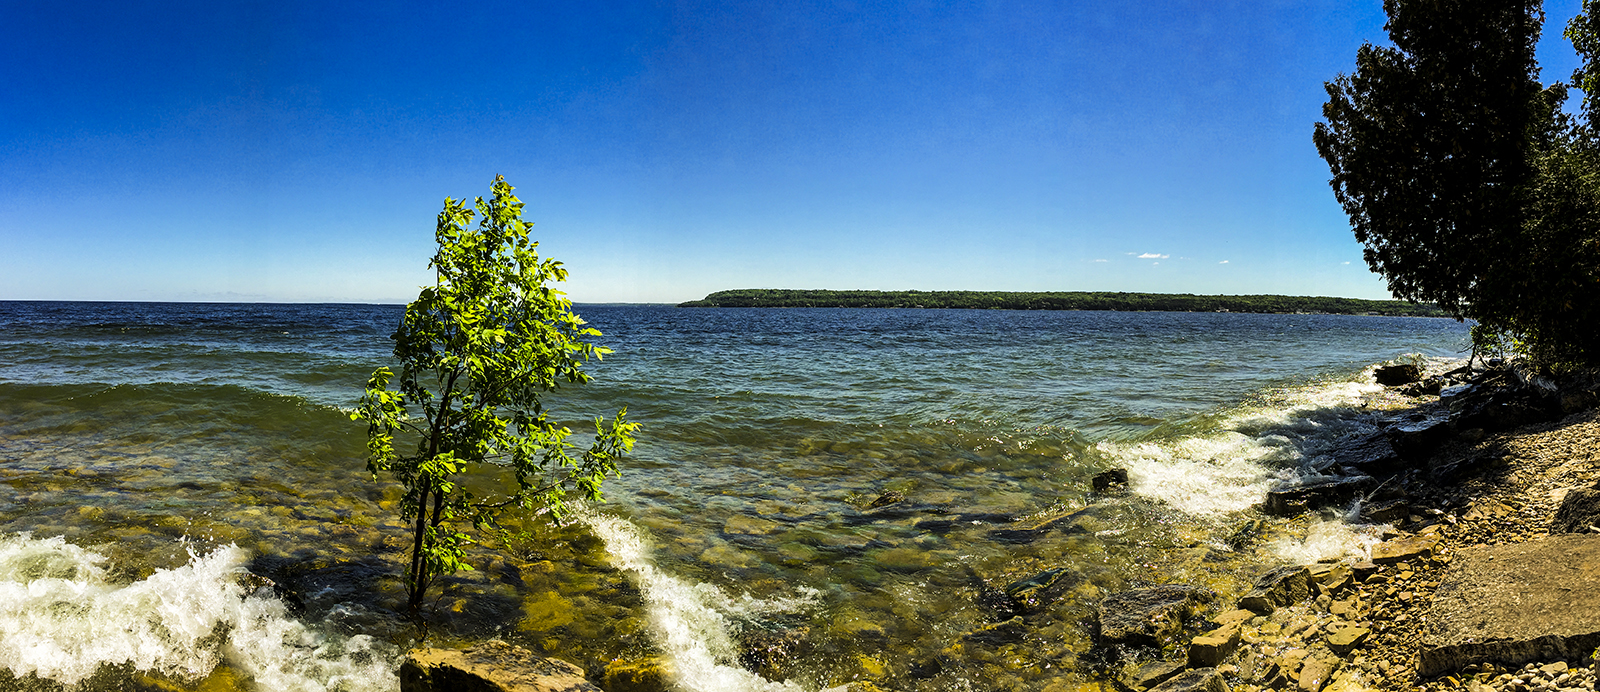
xmin=1238 ymin=566 xmax=1312 ymax=614
xmin=1417 ymin=534 xmax=1600 ymax=677
xmin=1297 ymin=651 xmax=1341 ymax=692
xmin=1187 ymin=622 xmax=1242 ymax=667
xmin=1325 ymin=622 xmax=1370 ymax=655
xmin=400 ymin=641 xmax=600 ymax=692
xmin=1370 ymin=536 xmax=1440 ymax=564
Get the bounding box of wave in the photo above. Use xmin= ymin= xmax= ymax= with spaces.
xmin=581 ymin=511 xmax=820 ymax=692
xmin=0 ymin=533 xmax=397 ymax=691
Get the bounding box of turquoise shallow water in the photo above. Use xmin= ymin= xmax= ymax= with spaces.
xmin=0 ymin=302 xmax=1471 ymax=691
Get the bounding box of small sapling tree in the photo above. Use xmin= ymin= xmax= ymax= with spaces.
xmin=353 ymin=175 xmax=637 ymax=618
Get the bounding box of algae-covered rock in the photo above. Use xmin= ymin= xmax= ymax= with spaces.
xmin=601 ymin=658 xmax=673 ymax=692
xmin=518 ymin=591 xmax=576 ymax=632
xmin=723 ymin=514 xmax=781 ymax=536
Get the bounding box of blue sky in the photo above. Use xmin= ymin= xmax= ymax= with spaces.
xmin=0 ymin=0 xmax=1587 ymax=303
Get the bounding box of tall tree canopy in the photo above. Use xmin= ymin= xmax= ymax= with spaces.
xmin=1316 ymin=0 xmax=1600 ymax=363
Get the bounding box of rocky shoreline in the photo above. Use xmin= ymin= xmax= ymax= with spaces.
xmin=1110 ymin=360 xmax=1600 ymax=692
xmin=394 ymin=359 xmax=1600 ymax=692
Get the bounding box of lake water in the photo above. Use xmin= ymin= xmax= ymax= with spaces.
xmin=0 ymin=302 xmax=1471 ymax=692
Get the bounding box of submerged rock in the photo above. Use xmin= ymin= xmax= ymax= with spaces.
xmin=601 ymin=659 xmax=673 ymax=692
xmin=399 ymin=640 xmax=599 ymax=692
xmin=1097 ymin=585 xmax=1213 ymax=648
xmin=1092 ymin=468 xmax=1130 ymax=494
xmin=1148 ymin=667 xmax=1228 ymax=692
xmin=1002 ymin=567 xmax=1080 ymax=612
xmin=867 ymin=491 xmax=905 ymax=509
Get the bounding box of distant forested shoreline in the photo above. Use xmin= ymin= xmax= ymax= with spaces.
xmin=677 ymin=289 xmax=1448 ymax=317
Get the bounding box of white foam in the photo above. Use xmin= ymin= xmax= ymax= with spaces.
xmin=581 ymin=512 xmax=819 ymax=692
xmin=0 ymin=533 xmax=397 ymax=691
xmin=1102 ymin=374 xmax=1391 ymax=518
xmin=1267 ymin=519 xmax=1385 ymax=565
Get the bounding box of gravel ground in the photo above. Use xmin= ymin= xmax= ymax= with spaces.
xmin=1337 ymin=406 xmax=1600 ymax=692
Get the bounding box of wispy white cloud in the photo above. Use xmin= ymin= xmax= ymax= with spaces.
xmin=1219 ymin=260 xmax=1229 ymax=264
xmin=1093 ymin=258 xmax=1109 ymax=263
xmin=1138 ymin=252 xmax=1169 ymax=259
xmin=1342 ymin=261 xmax=1351 ymax=265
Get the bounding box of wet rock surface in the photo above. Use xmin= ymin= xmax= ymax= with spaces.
xmin=400 ymin=640 xmax=600 ymax=692
xmin=1099 ymin=585 xmax=1214 ymax=648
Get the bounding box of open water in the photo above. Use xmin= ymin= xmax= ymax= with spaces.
xmin=0 ymin=302 xmax=1471 ymax=691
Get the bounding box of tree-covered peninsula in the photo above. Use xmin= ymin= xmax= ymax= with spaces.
xmin=677 ymin=289 xmax=1447 ymax=316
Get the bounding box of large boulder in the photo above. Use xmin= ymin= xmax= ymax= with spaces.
xmin=1552 ymin=485 xmax=1600 ymax=534
xmin=400 ymin=641 xmax=600 ymax=692
xmin=1328 ymin=433 xmax=1403 ymax=475
xmin=1374 ymin=363 xmax=1421 ymax=386
xmin=1261 ymin=475 xmax=1376 ymax=517
xmin=1097 ymin=585 xmax=1213 ymax=648
xmin=1384 ymin=414 xmax=1452 ymax=462
xmin=1418 ymin=534 xmax=1600 ymax=677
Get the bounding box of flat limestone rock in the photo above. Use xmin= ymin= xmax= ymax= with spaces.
xmin=1370 ymin=535 xmax=1440 ymax=564
xmin=400 ymin=640 xmax=601 ymax=692
xmin=1418 ymin=534 xmax=1600 ymax=677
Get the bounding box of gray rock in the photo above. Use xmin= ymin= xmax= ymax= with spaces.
xmin=1385 ymin=414 xmax=1452 ymax=462
xmin=1451 ymin=390 xmax=1555 ymax=433
xmin=1375 ymin=363 xmax=1422 ymax=386
xmin=1329 ymin=433 xmax=1404 ymax=474
xmin=1238 ymin=566 xmax=1312 ymax=615
xmin=1262 ymin=476 xmax=1376 ymax=517
xmin=1148 ymin=667 xmax=1229 ymax=692
xmin=1552 ymin=487 xmax=1600 ymax=534
xmin=1002 ymin=567 xmax=1081 ymax=612
xmin=400 ymin=641 xmax=600 ymax=692
xmin=1418 ymin=534 xmax=1600 ymax=677
xmin=1361 ymin=498 xmax=1410 ymax=524
xmin=1098 ymin=585 xmax=1214 ymax=648
xmin=1093 ymin=468 xmax=1131 ymax=493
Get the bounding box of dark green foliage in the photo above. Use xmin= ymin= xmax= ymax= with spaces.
xmin=1313 ymin=0 xmax=1546 ymax=318
xmin=677 ymin=289 xmax=1446 ymax=316
xmin=353 ymin=176 xmax=637 ymax=617
xmin=1315 ymin=0 xmax=1600 ymax=365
